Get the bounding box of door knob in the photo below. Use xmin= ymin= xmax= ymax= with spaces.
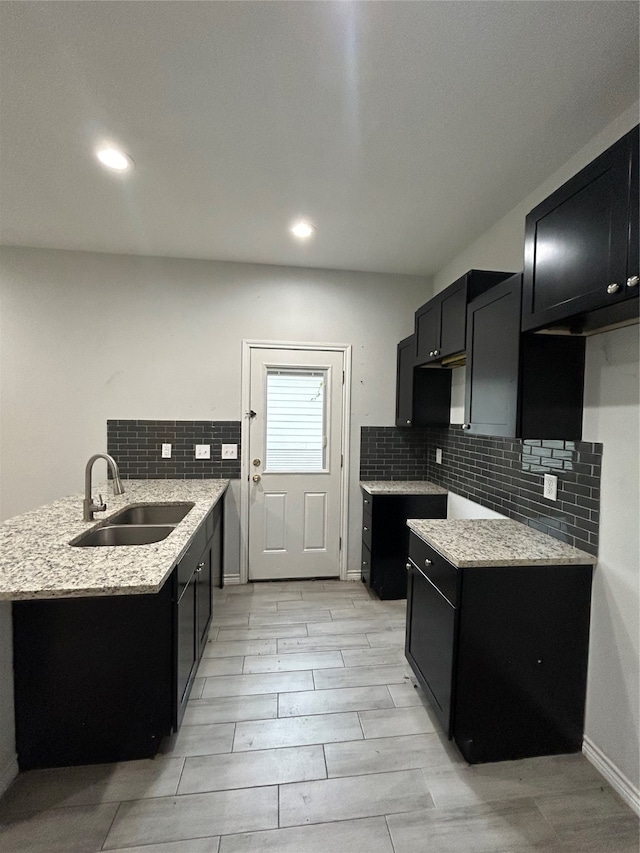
xmin=252 ymin=474 xmax=261 ymax=483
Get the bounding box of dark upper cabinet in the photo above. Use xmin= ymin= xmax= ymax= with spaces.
xmin=415 ymin=270 xmax=514 ymax=365
xmin=396 ymin=334 xmax=451 ymax=428
xmin=522 ymin=125 xmax=639 ymax=334
xmin=465 ymin=274 xmax=585 ymax=439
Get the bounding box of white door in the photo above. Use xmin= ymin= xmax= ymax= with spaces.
xmin=247 ymin=347 xmax=345 ymax=580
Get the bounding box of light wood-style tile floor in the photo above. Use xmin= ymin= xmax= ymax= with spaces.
xmin=0 ymin=579 xmax=638 ymax=852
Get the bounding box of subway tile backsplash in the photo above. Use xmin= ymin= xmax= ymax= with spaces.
xmin=107 ymin=420 xmax=241 ymax=479
xmin=360 ymin=425 xmax=601 ymax=555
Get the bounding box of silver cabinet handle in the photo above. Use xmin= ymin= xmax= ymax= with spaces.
xmin=462 ymin=423 xmax=471 ymax=430
xmin=607 ymin=282 xmax=620 ymax=294
xmin=627 ymin=275 xmax=639 ymax=288
xmin=425 ymin=559 xmax=433 ymax=566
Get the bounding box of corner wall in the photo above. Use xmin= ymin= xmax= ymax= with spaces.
xmin=431 ymin=104 xmax=640 ymax=808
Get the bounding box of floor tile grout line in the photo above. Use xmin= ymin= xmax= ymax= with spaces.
xmin=99 ymin=798 xmax=123 ymax=851
xmin=383 ymin=813 xmax=397 ymax=853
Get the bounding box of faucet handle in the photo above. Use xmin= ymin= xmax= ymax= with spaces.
xmin=95 ymin=494 xmax=106 ymax=512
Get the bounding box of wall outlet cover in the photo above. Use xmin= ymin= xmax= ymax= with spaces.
xmin=161 ymin=443 xmax=172 ymax=459
xmin=195 ymin=444 xmax=211 ymax=459
xmin=543 ymin=473 xmax=558 ymax=501
xmin=221 ymin=444 xmax=238 ymax=459
xmin=435 ymin=448 xmax=443 ymax=464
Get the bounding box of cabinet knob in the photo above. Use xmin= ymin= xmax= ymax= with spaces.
xmin=607 ymin=282 xmax=620 ymax=294
xmin=425 ymin=559 xmax=433 ymax=566
xmin=406 ymin=419 xmax=411 ymax=425
xmin=362 ymin=560 xmax=368 ymax=566
xmin=429 ymin=351 xmax=434 ymax=357
xmin=363 ymin=526 xmax=369 ymax=532
xmin=462 ymin=423 xmax=471 ymax=430
xmin=433 ymin=349 xmax=440 ymax=356
xmin=405 ymin=562 xmax=412 ymax=571
xmin=627 ymin=275 xmax=639 ymax=288
xmin=196 ymin=562 xmax=204 ymax=573
xmin=363 ymin=499 xmax=369 ymax=504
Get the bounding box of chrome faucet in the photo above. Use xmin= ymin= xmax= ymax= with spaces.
xmin=83 ymin=453 xmax=125 ymax=521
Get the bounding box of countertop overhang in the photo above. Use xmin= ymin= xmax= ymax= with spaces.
xmin=408 ymin=518 xmax=597 ymax=568
xmin=0 ymin=480 xmax=229 ymax=601
xmin=360 ymin=481 xmax=448 ymax=496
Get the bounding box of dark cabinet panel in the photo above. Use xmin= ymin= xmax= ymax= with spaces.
xmin=522 ymin=125 xmax=639 ymax=334
xmin=404 ymin=531 xmax=594 ymax=764
xmin=176 ymin=571 xmax=198 ymax=726
xmin=464 ymin=274 xmax=585 ymax=439
xmin=396 ymin=334 xmax=451 ymax=428
xmin=361 ymin=491 xmax=447 ymax=600
xmin=415 ymin=270 xmax=514 ymax=366
xmin=405 ymin=560 xmax=456 ymax=735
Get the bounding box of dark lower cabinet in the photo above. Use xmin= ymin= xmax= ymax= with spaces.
xmin=361 ymin=491 xmax=447 ymax=600
xmin=13 ymin=500 xmax=223 ymax=770
xmin=405 ymin=531 xmax=593 ymax=763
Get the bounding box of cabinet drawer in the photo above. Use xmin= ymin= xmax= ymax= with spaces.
xmin=362 ymin=518 xmax=372 ymax=551
xmin=408 ymin=534 xmax=458 ymax=608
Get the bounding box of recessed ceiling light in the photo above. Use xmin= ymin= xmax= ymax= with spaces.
xmin=95 ymin=146 xmax=133 ymax=172
xmin=290 ymin=220 xmax=315 ymax=240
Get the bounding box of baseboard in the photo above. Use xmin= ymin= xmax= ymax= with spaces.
xmin=346 ymin=569 xmax=362 ymax=582
xmin=222 ymin=574 xmax=241 ymax=585
xmin=0 ymin=753 xmax=18 ymax=797
xmin=583 ymin=736 xmax=640 ymax=816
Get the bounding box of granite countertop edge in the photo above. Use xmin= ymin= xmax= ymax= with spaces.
xmin=0 ymin=480 xmax=229 ymax=601
xmin=360 ymin=480 xmax=448 ymax=496
xmin=407 ymin=518 xmax=597 ymax=568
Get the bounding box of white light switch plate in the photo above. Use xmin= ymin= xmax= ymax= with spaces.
xmin=543 ymin=474 xmax=558 ymax=501
xmin=435 ymin=448 xmax=443 ymax=464
xmin=161 ymin=443 xmax=172 ymax=459
xmin=221 ymin=444 xmax=238 ymax=459
xmin=195 ymin=444 xmax=211 ymax=459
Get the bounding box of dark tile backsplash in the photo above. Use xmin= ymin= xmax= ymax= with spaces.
xmin=107 ymin=420 xmax=241 ymax=479
xmin=360 ymin=427 xmax=432 ymax=481
xmin=360 ymin=425 xmax=601 ymax=555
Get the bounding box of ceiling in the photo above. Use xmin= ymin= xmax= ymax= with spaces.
xmin=0 ymin=1 xmax=638 ymax=277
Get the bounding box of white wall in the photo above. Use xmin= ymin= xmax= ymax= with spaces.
xmin=432 ymin=103 xmax=640 ymax=804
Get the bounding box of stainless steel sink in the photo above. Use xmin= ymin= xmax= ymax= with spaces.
xmin=105 ymin=502 xmax=194 ymax=526
xmin=71 ymin=524 xmax=175 ymax=547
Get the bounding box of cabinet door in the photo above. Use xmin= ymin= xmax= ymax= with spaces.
xmin=396 ymin=335 xmax=416 ymax=426
xmin=176 ymin=572 xmax=197 ymax=728
xmin=465 ymin=276 xmax=521 ymax=437
xmin=405 ymin=560 xmax=456 ymax=734
xmin=196 ymin=545 xmax=212 ymax=658
xmin=522 ymin=125 xmax=638 ymax=332
xmin=439 ymin=279 xmax=467 ymax=358
xmin=415 ymin=300 xmax=440 ymax=363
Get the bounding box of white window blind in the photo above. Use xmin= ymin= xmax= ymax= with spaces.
xmin=265 ymin=370 xmax=326 ymax=472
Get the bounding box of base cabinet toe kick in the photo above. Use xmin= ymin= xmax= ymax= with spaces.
xmin=404 ymin=530 xmax=594 ymax=764
xmin=12 ymin=501 xmax=223 ymax=770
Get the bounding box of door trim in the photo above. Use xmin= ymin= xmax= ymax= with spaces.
xmin=240 ymin=340 xmax=352 ymax=585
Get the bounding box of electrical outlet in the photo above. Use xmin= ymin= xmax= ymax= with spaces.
xmin=221 ymin=444 xmax=238 ymax=459
xmin=195 ymin=444 xmax=210 ymax=460
xmin=543 ymin=473 xmax=558 ymax=501
xmin=161 ymin=443 xmax=172 ymax=459
xmin=435 ymin=448 xmax=443 ymax=464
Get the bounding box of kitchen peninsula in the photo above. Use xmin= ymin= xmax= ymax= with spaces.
xmin=0 ymin=480 xmax=228 ymax=770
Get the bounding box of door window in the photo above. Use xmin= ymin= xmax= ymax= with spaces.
xmin=265 ymin=369 xmax=327 ymax=472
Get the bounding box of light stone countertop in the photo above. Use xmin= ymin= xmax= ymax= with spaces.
xmin=407 ymin=518 xmax=597 ymax=568
xmin=0 ymin=480 xmax=229 ymax=601
xmin=360 ymin=481 xmax=448 ymax=496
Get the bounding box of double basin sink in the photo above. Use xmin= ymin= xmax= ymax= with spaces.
xmin=71 ymin=502 xmax=195 ymax=547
